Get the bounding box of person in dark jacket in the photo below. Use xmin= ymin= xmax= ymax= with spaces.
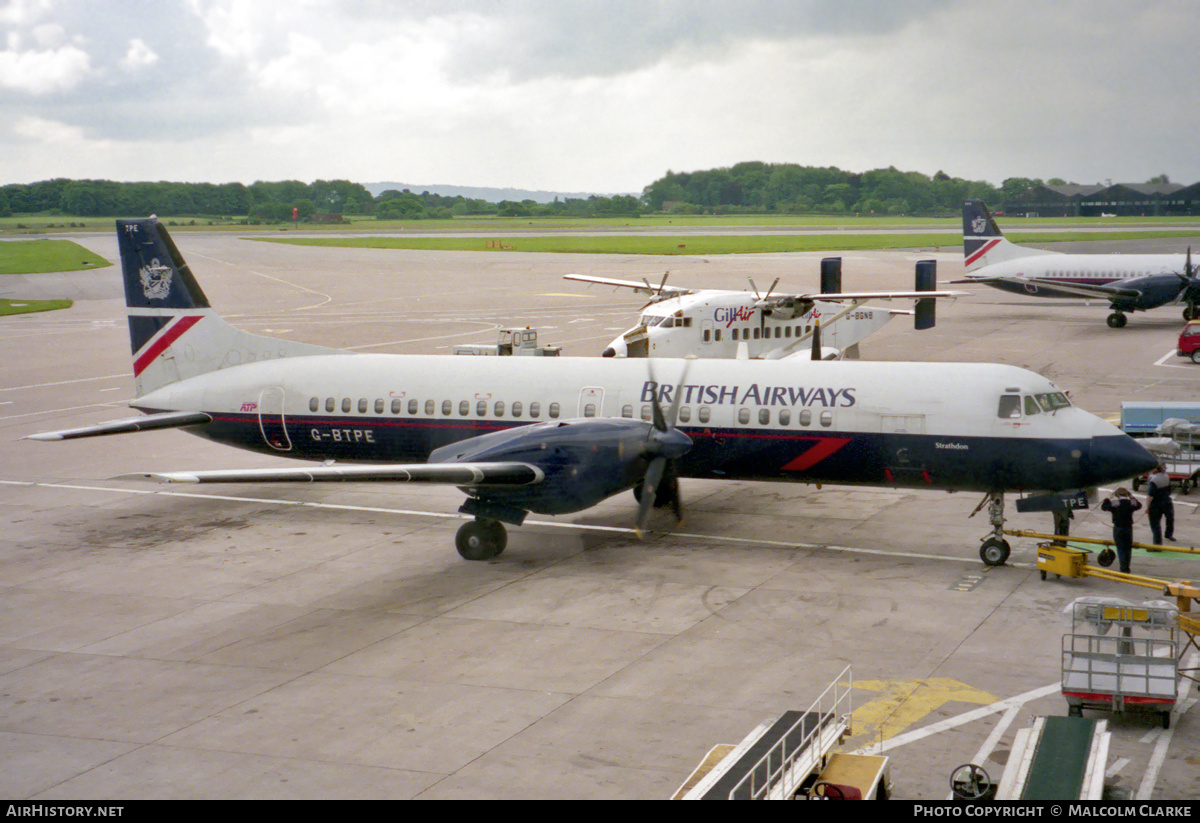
xmin=1146 ymin=465 xmax=1175 ymax=546
xmin=1101 ymin=487 xmax=1142 ymax=573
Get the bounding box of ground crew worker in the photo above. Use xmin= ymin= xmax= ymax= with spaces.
xmin=1101 ymin=488 xmax=1142 ymax=573
xmin=1146 ymin=465 xmax=1175 ymax=546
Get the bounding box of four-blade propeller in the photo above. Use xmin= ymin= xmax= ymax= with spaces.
xmin=635 ymin=362 xmax=693 ymax=536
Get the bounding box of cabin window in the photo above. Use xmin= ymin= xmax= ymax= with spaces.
xmin=799 ymin=409 xmax=812 ymax=427
xmin=477 ymin=400 xmax=488 ymax=416
xmin=779 ymin=409 xmax=791 ymax=425
xmin=758 ymin=409 xmax=770 ymax=425
xmin=325 ymin=397 xmax=335 ymax=412
xmin=425 ymin=399 xmax=435 ymax=415
xmin=409 ymin=399 xmax=419 ymax=415
xmin=714 ymin=330 xmax=722 ymax=341
xmin=442 ymin=400 xmax=452 ymax=415
xmin=375 ymin=399 xmax=384 ymax=414
xmin=622 ymin=404 xmax=633 ymax=418
xmin=342 ymin=398 xmax=352 ymax=413
xmin=732 ymin=329 xmax=739 ymax=341
xmin=357 ymin=398 xmax=367 ymax=414
xmin=678 ymin=406 xmax=691 ymax=423
xmin=391 ymin=399 xmax=402 ymax=414
xmin=641 ymin=405 xmax=652 ymax=421
xmin=738 ymin=408 xmax=750 ymax=425
xmin=703 ymin=329 xmax=711 ymax=342
xmin=530 ymin=402 xmax=541 ymax=417
xmin=998 ymin=394 xmax=1021 ymax=419
xmin=459 ymin=400 xmax=470 ymax=416
xmin=549 ymin=402 xmax=560 ymax=419
xmin=309 ymin=397 xmax=319 ymax=412
xmin=583 ymin=403 xmax=596 ymax=417
xmin=753 ymin=327 xmax=761 ymax=340
xmin=784 ymin=327 xmax=791 ymax=338
xmin=494 ymin=401 xmax=505 ymax=417
xmin=820 ymin=410 xmax=833 ymax=427
xmin=698 ymin=406 xmax=711 ymax=424
xmin=512 ymin=401 xmax=523 ymax=417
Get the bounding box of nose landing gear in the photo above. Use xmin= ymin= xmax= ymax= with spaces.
xmin=973 ymin=492 xmax=1012 ymax=566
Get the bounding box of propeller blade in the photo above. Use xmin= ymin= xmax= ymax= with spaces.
xmin=636 ymin=456 xmax=667 ymax=536
xmin=811 ymin=318 xmax=822 ymax=360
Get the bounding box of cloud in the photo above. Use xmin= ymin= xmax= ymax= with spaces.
xmin=0 ymin=31 xmax=90 ymax=94
xmin=120 ymin=38 xmax=159 ymax=72
xmin=2 ymin=1 xmax=1200 ymax=191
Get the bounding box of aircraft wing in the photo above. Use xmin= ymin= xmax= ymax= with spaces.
xmin=801 ymin=289 xmax=966 ymax=301
xmin=115 ymin=462 xmax=545 ymax=486
xmin=563 ymin=274 xmax=693 ymax=296
xmin=1014 ymin=280 xmax=1144 ymax=300
xmin=24 ymin=411 xmax=213 ymax=441
xmin=952 ymin=275 xmax=1145 ymax=300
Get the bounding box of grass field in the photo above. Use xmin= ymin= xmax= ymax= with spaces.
xmin=0 ymin=298 xmax=73 ymax=317
xmin=0 ymin=239 xmax=112 ymax=274
xmin=5 ymin=211 xmax=1200 ymax=236
xmin=255 ymin=229 xmax=1200 ymax=256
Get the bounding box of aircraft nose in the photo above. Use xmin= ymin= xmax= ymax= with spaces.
xmin=602 ymin=347 xmax=616 ymax=357
xmin=1085 ymin=432 xmax=1158 ymax=487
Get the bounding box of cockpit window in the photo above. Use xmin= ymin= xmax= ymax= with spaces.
xmin=998 ymin=394 xmax=1021 ymax=419
xmin=1023 ymin=396 xmax=1040 ymax=415
xmin=640 ymin=315 xmax=667 ymax=327
xmin=1035 ymin=392 xmax=1071 ymax=412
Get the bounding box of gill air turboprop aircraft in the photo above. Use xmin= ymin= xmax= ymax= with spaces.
xmin=565 ymin=259 xmax=963 ymax=360
xmin=954 ymin=199 xmax=1199 ymax=328
xmin=27 ymin=219 xmax=1156 ymax=565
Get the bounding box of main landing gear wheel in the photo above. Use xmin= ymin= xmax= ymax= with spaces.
xmin=979 ymin=537 xmax=1011 ymax=566
xmin=950 ymin=763 xmax=995 ymax=801
xmin=455 ymin=519 xmax=507 ymax=561
xmin=1097 ymin=547 xmax=1116 ymax=567
xmin=1106 ymin=312 xmax=1127 ymax=328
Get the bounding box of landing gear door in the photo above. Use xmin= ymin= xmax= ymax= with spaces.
xmin=258 ymin=386 xmax=292 ymax=451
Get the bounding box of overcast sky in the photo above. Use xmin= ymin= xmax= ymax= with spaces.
xmin=4 ymin=0 xmax=1200 ymax=193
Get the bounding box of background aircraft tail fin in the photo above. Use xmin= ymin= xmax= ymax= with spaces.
xmin=961 ymin=200 xmax=1044 ymax=272
xmin=117 ymin=217 xmax=344 ymax=397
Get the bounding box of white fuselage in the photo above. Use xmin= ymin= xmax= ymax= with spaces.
xmin=602 ymin=292 xmax=894 ymax=360
xmin=963 ymin=252 xmax=1188 ymax=286
xmin=135 ymin=352 xmax=1131 ymax=496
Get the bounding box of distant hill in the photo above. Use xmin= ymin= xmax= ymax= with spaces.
xmin=363 ymin=182 xmax=634 ymax=204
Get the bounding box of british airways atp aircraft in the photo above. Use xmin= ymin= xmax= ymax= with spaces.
xmin=26 ymin=219 xmax=1156 ymax=566
xmin=954 ymin=199 xmax=1198 ymax=328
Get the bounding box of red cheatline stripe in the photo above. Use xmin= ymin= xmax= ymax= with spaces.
xmin=133 ymin=315 xmax=203 ymax=376
xmin=780 ymin=437 xmax=852 ymax=472
xmin=965 ymin=238 xmax=1001 ymax=267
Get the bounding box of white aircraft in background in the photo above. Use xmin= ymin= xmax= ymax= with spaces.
xmin=566 ymin=258 xmax=963 ymax=360
xmin=954 ymin=199 xmax=1199 ymax=328
xmin=26 ymin=219 xmax=1155 ymax=567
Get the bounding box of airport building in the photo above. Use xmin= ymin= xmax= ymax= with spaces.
xmin=1003 ymin=181 xmax=1199 ymax=217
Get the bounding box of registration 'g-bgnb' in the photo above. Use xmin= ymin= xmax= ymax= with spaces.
xmin=27 ymin=219 xmax=1156 ymax=564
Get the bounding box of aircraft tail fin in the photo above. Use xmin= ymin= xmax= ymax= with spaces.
xmin=117 ymin=217 xmax=344 ymax=397
xmin=962 ymin=200 xmax=1044 ymax=272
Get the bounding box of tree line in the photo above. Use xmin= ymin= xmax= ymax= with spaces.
xmin=0 ymin=165 xmax=1149 ymax=221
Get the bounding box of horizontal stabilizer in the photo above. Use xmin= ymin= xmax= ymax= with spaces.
xmin=25 ymin=411 xmax=212 ymax=441
xmin=114 ymin=462 xmax=545 ymax=486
